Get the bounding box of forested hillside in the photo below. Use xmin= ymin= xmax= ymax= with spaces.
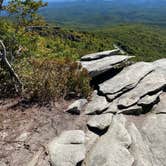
xmin=40 ymin=0 xmax=166 ymax=28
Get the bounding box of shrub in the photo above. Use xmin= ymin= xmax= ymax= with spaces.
xmin=17 ymin=58 xmax=92 ymax=102
xmin=0 ymin=66 xmax=17 ymax=98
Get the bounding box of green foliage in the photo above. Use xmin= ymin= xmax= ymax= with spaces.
xmin=0 ymin=18 xmax=166 ymax=101
xmin=99 ymin=24 xmax=166 ymax=61
xmin=16 ymin=58 xmax=92 ymax=102
xmin=5 ymin=0 xmax=47 ymax=27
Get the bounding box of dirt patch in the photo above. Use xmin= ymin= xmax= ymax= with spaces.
xmin=0 ymin=98 xmax=89 ymax=166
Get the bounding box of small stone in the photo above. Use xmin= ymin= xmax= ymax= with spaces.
xmin=66 ymin=99 xmax=88 ymax=115
xmin=87 ymin=113 xmax=113 ymax=131
xmin=84 ymin=91 xmax=109 ymax=115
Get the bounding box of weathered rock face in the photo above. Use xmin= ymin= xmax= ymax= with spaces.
xmin=81 ymin=49 xmax=121 ymax=61
xmin=117 ymin=69 xmax=166 ymax=108
xmin=153 ymin=93 xmax=166 ymax=114
xmin=99 ymin=62 xmax=154 ymax=97
xmin=48 ymin=51 xmax=166 ymax=166
xmin=84 ymin=115 xmax=134 ymax=166
xmin=80 ymin=55 xmax=134 ymax=77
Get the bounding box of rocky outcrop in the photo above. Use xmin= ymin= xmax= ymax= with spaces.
xmin=84 ymin=115 xmax=134 ymax=166
xmin=48 ymin=49 xmax=166 ymax=166
xmin=80 ymin=54 xmax=134 ymax=77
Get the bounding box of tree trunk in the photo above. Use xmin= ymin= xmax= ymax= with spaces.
xmin=0 ymin=40 xmax=23 ymax=92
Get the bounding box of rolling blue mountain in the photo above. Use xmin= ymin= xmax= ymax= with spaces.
xmin=40 ymin=0 xmax=166 ymax=28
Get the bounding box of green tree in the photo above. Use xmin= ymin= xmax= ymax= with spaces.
xmin=5 ymin=0 xmax=48 ymax=29
xmin=0 ymin=0 xmax=48 ymax=93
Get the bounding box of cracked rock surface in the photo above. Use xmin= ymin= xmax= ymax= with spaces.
xmin=48 ymin=50 xmax=166 ymax=166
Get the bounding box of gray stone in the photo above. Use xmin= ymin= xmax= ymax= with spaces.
xmin=81 ymin=55 xmax=134 ymax=77
xmin=141 ymin=114 xmax=166 ymax=166
xmin=154 ymin=92 xmax=166 ymax=114
xmin=66 ymin=99 xmax=88 ymax=115
xmin=137 ymin=91 xmax=162 ymax=106
xmin=127 ymin=123 xmax=152 ymax=166
xmin=54 ymin=130 xmax=85 ymax=144
xmin=48 ymin=130 xmax=85 ymax=166
xmin=81 ymin=49 xmax=120 ymax=61
xmin=104 ymin=98 xmax=119 ymax=113
xmin=84 ymin=115 xmax=134 ymax=166
xmin=85 ymin=130 xmax=99 ymax=153
xmin=87 ymin=113 xmax=113 ymax=130
xmin=153 ymin=58 xmax=166 ymax=70
xmin=118 ymin=69 xmax=166 ymax=108
xmin=84 ymin=91 xmax=109 ymax=115
xmin=99 ymin=62 xmax=154 ymax=98
xmin=105 ymin=99 xmax=142 ymax=115
xmin=0 ymin=161 xmax=7 ymax=166
xmin=117 ymin=105 xmax=142 ymax=115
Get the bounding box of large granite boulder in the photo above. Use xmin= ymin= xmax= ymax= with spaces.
xmin=84 ymin=115 xmax=134 ymax=166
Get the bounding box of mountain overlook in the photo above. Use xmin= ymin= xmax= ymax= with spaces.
xmin=41 ymin=0 xmax=166 ymax=28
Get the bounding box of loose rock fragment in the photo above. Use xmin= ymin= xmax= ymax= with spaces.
xmin=66 ymin=99 xmax=88 ymax=115
xmin=84 ymin=91 xmax=109 ymax=115
xmin=87 ymin=113 xmax=113 ymax=131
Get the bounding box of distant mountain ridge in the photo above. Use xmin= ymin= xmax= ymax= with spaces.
xmin=40 ymin=0 xmax=166 ymax=28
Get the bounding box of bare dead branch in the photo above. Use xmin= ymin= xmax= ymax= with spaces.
xmin=0 ymin=40 xmax=23 ymax=92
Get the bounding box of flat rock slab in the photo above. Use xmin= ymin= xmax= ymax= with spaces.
xmin=80 ymin=55 xmax=134 ymax=77
xmin=99 ymin=62 xmax=154 ymax=96
xmin=81 ymin=49 xmax=121 ymax=61
xmin=87 ymin=113 xmax=113 ymax=131
xmin=66 ymin=99 xmax=88 ymax=115
xmin=48 ymin=130 xmax=85 ymax=166
xmin=84 ymin=91 xmax=109 ymax=115
xmin=84 ymin=115 xmax=134 ymax=166
xmin=118 ymin=69 xmax=166 ymax=108
xmin=104 ymin=98 xmax=142 ymax=115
